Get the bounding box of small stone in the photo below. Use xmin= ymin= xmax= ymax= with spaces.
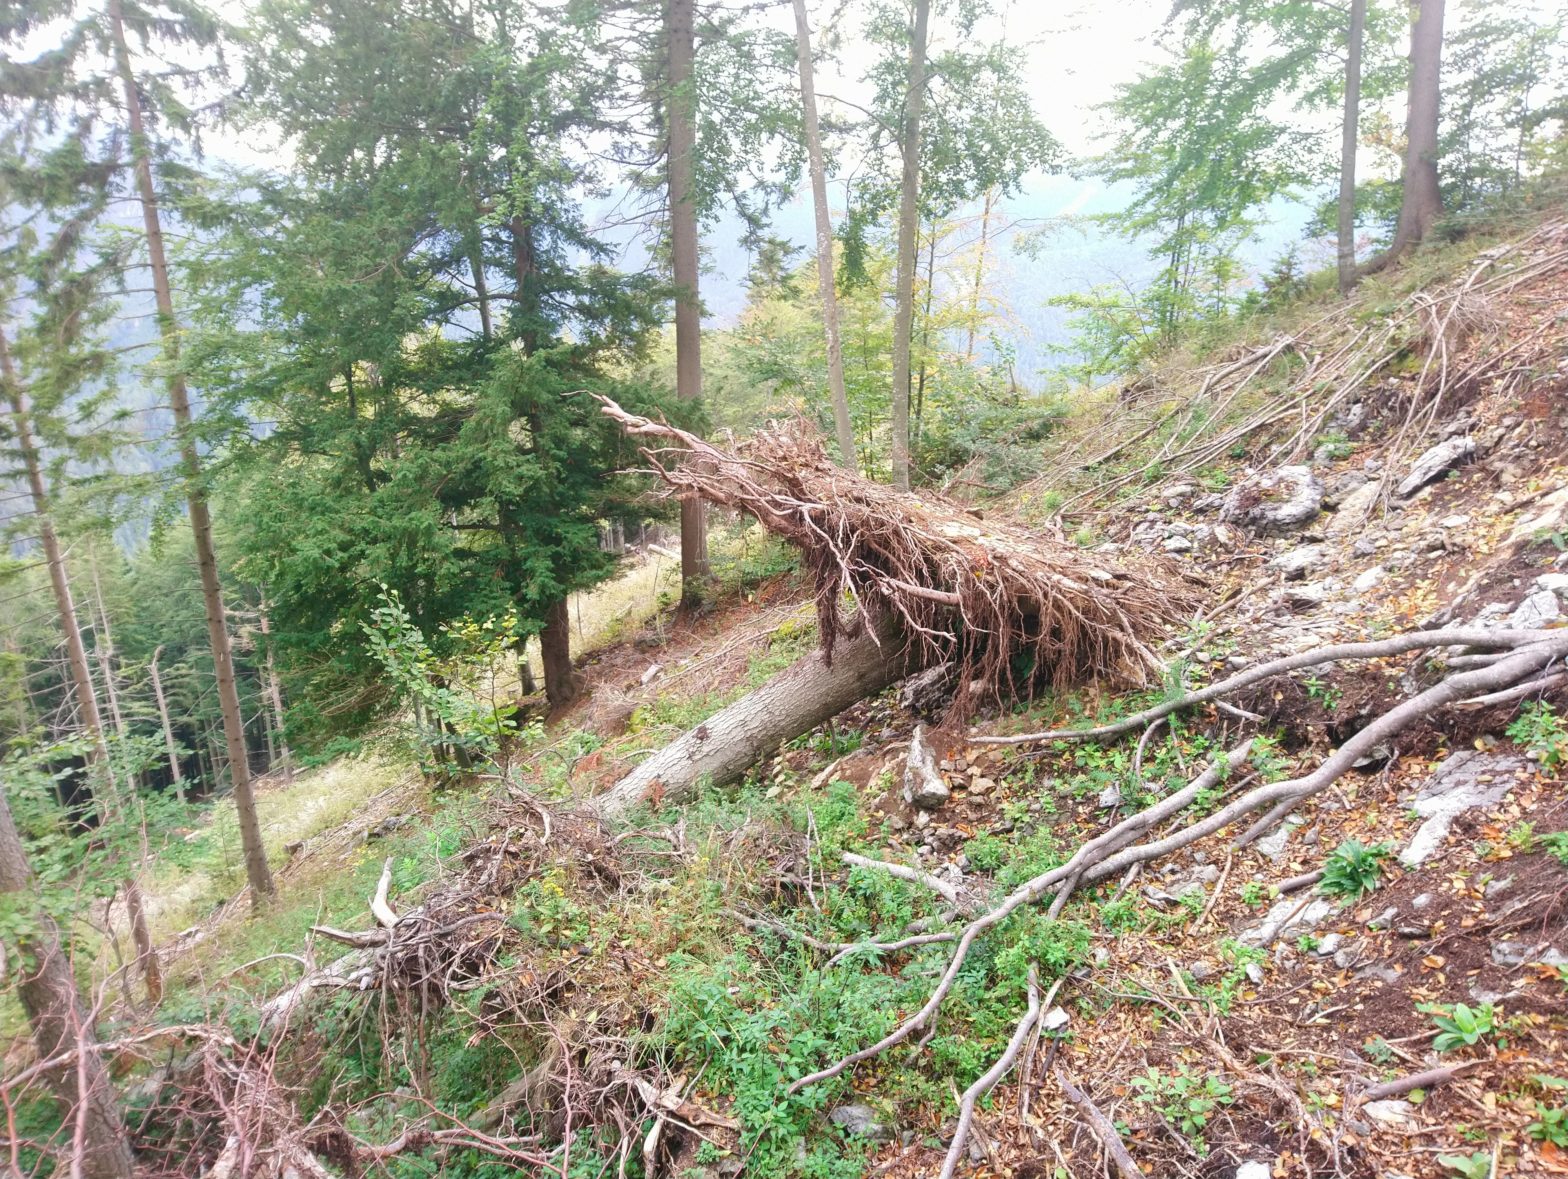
xmin=1314 ymin=933 xmax=1345 ymax=958
xmin=1411 ymin=892 xmax=1433 ymax=910
xmin=1097 ymin=783 xmax=1122 ymax=809
xmin=1492 ymin=940 xmax=1568 ymax=968
xmin=1244 ymin=963 xmax=1265 ymax=985
xmin=1535 ymin=572 xmax=1568 ymax=601
xmin=1483 ymin=875 xmax=1513 ymax=900
xmin=1189 ymin=961 xmax=1216 ymax=982
xmin=1397 ymin=436 xmax=1476 ymax=497
xmin=1353 ymin=566 xmax=1385 ymax=592
xmin=1510 ymin=589 xmax=1562 ymax=629
xmin=1286 ymin=582 xmax=1329 ymax=609
xmin=830 ymin=1104 xmax=893 ymax=1142
xmin=1041 ymin=1007 xmax=1070 ymax=1031
xmin=1270 ymin=545 xmax=1328 ymax=580
xmin=1440 ymin=514 xmax=1470 ymax=528
xmin=1255 ymin=820 xmax=1300 ymax=861
xmin=1356 ymin=964 xmax=1401 ymax=984
xmin=1163 ymin=534 xmax=1194 ymax=553
xmin=1368 ymin=907 xmax=1398 ymax=930
xmin=1333 ymin=946 xmax=1358 ymax=970
xmin=903 ymin=725 xmax=951 ymax=810
xmin=1362 ymin=1099 xmax=1416 ymax=1126
xmin=1220 ymin=466 xmax=1325 ymax=535
xmin=1328 ymin=481 xmax=1383 ymax=538
xmin=1234 ymin=1163 xmax=1272 ymax=1179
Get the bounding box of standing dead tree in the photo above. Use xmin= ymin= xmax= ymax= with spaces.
xmin=592 ymin=400 xmax=1180 ymax=819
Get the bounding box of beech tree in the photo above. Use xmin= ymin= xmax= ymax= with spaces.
xmin=1366 ymin=0 xmax=1448 ymax=272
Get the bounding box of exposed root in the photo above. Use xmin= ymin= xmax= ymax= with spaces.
xmin=937 ymin=967 xmax=1042 ymax=1179
xmin=1056 ymin=1069 xmax=1142 ymax=1179
xmin=597 ymin=397 xmax=1181 ymax=717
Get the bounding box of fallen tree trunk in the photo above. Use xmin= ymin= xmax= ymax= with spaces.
xmin=594 ymin=620 xmax=919 ymax=821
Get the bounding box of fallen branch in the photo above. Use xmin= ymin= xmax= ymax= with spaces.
xmin=370 ymin=857 xmax=399 ymax=929
xmin=975 ymin=627 xmax=1555 ymax=747
xmin=1055 ymin=1070 xmax=1141 ymax=1179
xmin=842 ymin=852 xmax=964 ymax=909
xmin=938 ymin=967 xmax=1042 ymax=1179
xmin=1357 ymin=1062 xmax=1478 ymax=1102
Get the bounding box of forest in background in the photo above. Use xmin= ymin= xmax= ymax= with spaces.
xmin=3 ymin=0 xmax=1568 ymax=1175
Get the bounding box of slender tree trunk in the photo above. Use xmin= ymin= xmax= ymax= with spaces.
xmin=0 ymin=791 xmax=134 ymax=1179
xmin=912 ymin=222 xmax=937 ymax=454
xmin=1 ymin=329 xmax=161 ymax=1005
xmin=792 ymin=0 xmax=857 ymax=470
xmin=1364 ymin=0 xmax=1446 ymax=275
xmin=889 ymin=0 xmax=931 ymax=492
xmin=109 ymin=0 xmax=274 ymax=904
xmin=1337 ymin=0 xmax=1367 ymax=294
xmin=148 ymin=647 xmax=184 ymax=802
xmin=87 ymin=563 xmax=162 ymax=1006
xmin=538 ymin=598 xmax=577 ymax=710
xmin=965 ymin=187 xmax=997 ymax=362
xmin=667 ymin=0 xmax=710 ymax=600
xmin=258 ymin=608 xmax=292 ymax=782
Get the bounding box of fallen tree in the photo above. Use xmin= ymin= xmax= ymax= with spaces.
xmin=592 ymin=400 xmax=1179 ymax=817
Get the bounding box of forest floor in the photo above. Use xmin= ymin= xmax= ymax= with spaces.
xmin=125 ymin=211 xmax=1568 ymax=1179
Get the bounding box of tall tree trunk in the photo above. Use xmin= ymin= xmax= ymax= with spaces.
xmin=148 ymin=647 xmax=185 ymax=802
xmin=88 ymin=561 xmax=162 ymax=1006
xmin=1337 ymin=0 xmax=1367 ymax=294
xmin=1 ymin=328 xmax=161 ymax=1005
xmin=0 ymin=791 xmax=135 ymax=1179
xmin=889 ymin=0 xmax=931 ymax=492
xmin=259 ymin=607 xmax=292 ymax=782
xmin=965 ymin=187 xmax=997 ymax=362
xmin=792 ymin=0 xmax=857 ymax=471
xmin=109 ymin=0 xmax=275 ymax=905
xmin=538 ymin=598 xmax=577 ymax=710
xmin=1364 ymin=0 xmax=1446 ymax=274
xmin=667 ymin=0 xmax=710 ymax=601
xmin=912 ymin=221 xmax=937 ymax=454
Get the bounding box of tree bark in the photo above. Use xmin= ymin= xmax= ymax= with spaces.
xmin=667 ymin=0 xmax=710 ymax=600
xmin=1 ymin=328 xmax=161 ymax=1004
xmin=539 ymin=597 xmax=578 ymax=709
xmin=148 ymin=648 xmax=184 ymax=802
xmin=792 ymin=0 xmax=857 ymax=471
xmin=965 ymin=187 xmax=997 ymax=362
xmin=0 ymin=790 xmax=135 ymax=1179
xmin=108 ymin=0 xmax=275 ymax=904
xmin=1364 ymin=0 xmax=1446 ymax=274
xmin=1337 ymin=0 xmax=1367 ymax=294
xmin=889 ymin=0 xmax=931 ymax=492
xmin=259 ymin=607 xmax=292 ymax=782
xmin=593 ymin=620 xmax=919 ymax=822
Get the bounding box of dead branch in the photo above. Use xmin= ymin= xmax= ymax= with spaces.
xmin=938 ymin=967 xmax=1042 ymax=1179
xmin=1055 ymin=1070 xmax=1141 ymax=1179
xmin=842 ymin=852 xmax=965 ymax=908
xmin=976 ymin=627 xmax=1556 ymax=747
xmin=1357 ymin=1063 xmax=1478 ymax=1102
xmin=370 ymin=856 xmax=399 ymax=929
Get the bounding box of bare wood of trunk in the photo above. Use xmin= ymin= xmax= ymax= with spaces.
xmin=2 ymin=328 xmax=161 ymax=1004
xmin=147 ymin=647 xmax=184 ymax=801
xmin=1362 ymin=0 xmax=1445 ymax=274
xmin=889 ymin=0 xmax=931 ymax=491
xmin=667 ymin=0 xmax=710 ymax=596
xmin=1337 ymin=0 xmax=1367 ymax=294
xmin=792 ymin=0 xmax=857 ymax=471
xmin=107 ymin=0 xmax=274 ymax=903
xmin=0 ymin=767 xmax=135 ymax=1178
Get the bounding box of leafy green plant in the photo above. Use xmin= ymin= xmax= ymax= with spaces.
xmin=1130 ymin=1066 xmax=1234 ymax=1151
xmin=1318 ymin=839 xmax=1391 ymax=899
xmin=1419 ymin=1002 xmax=1496 ymax=1053
xmin=1361 ymin=1037 xmax=1394 ymax=1065
xmin=1528 ymin=1102 xmax=1568 ymax=1147
xmin=1302 ymin=674 xmax=1343 ymax=711
xmin=1437 ymin=1152 xmax=1492 ymax=1179
xmin=1508 ymin=702 xmax=1568 ymax=771
xmin=1540 ymin=831 xmax=1568 ymax=868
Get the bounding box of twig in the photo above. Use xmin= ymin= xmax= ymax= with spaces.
xmin=938 ymin=968 xmax=1042 ymax=1179
xmin=842 ymin=852 xmax=963 ymax=908
xmin=1056 ymin=1070 xmax=1141 ymax=1179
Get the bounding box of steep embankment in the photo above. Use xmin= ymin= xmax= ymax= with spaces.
xmin=134 ymin=213 xmax=1568 ymax=1179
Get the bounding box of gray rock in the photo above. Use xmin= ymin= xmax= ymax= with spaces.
xmin=903 ymin=725 xmax=951 ymax=810
xmin=1397 ymin=436 xmax=1476 ymax=497
xmin=1492 ymin=940 xmax=1568 ymax=969
xmin=1362 ymin=1099 xmax=1417 ymax=1126
xmin=1270 ymin=545 xmax=1328 ymax=580
xmin=830 ymin=1104 xmax=893 ymax=1142
xmin=1234 ymin=1163 xmax=1272 ymax=1179
xmin=1353 ymin=566 xmax=1385 ymax=592
xmin=1399 ymin=750 xmax=1527 ymax=867
xmin=1484 ymin=875 xmax=1514 ymax=901
xmin=1162 ymin=534 xmax=1195 ymax=553
xmin=1244 ymin=962 xmax=1265 ymax=985
xmin=1220 ymin=466 xmax=1325 ymax=535
xmin=1509 ymin=589 xmax=1562 ymax=629
xmin=1239 ymin=895 xmax=1336 ymax=946
xmin=1333 ymin=944 xmax=1360 ymax=970
xmin=1368 ymin=906 xmax=1398 ymax=930
xmin=1097 ymin=783 xmax=1122 ymax=809
xmin=1314 ymin=932 xmax=1346 ymax=958
xmin=1286 ymin=582 xmax=1329 ymax=609
xmin=1327 ymin=480 xmax=1383 ymax=537
xmin=1356 ymin=964 xmax=1401 ymax=984
xmin=1189 ymin=961 xmax=1216 ymax=982
xmin=1254 ymin=818 xmax=1301 ymax=861
xmin=1536 ymin=572 xmax=1568 ymax=601
xmin=1411 ymin=892 xmax=1434 ymax=910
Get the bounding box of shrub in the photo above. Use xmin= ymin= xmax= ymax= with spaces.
xmin=1318 ymin=839 xmax=1391 ymax=899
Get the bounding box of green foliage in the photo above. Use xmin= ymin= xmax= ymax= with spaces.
xmin=1437 ymin=1152 xmax=1493 ymax=1179
xmin=1130 ymin=1066 xmax=1235 ymax=1150
xmin=1529 ymin=1101 xmax=1568 ymax=1147
xmin=1318 ymin=839 xmax=1391 ymax=899
xmin=1420 ymin=1002 xmax=1497 ymax=1053
xmin=1507 ymin=702 xmax=1568 ymax=771
xmin=1541 ymin=832 xmax=1568 ymax=869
